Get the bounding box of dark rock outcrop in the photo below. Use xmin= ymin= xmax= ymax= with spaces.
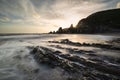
xmin=52 ymin=8 xmax=120 ymax=34
xmin=76 ymin=9 xmax=120 ymax=33
xmin=49 ymin=39 xmax=120 ymax=51
xmin=30 ymin=46 xmax=120 ymax=79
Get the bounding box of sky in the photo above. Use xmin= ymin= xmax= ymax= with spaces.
xmin=0 ymin=0 xmax=120 ymax=33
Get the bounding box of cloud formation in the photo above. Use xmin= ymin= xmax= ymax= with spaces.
xmin=0 ymin=0 xmax=119 ymax=33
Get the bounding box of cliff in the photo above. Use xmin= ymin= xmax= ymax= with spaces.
xmin=76 ymin=8 xmax=120 ymax=33
xmin=51 ymin=8 xmax=120 ymax=34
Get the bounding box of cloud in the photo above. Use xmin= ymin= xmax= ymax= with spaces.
xmin=45 ymin=0 xmax=110 ymax=27
xmin=0 ymin=0 xmax=119 ymax=33
xmin=0 ymin=17 xmax=10 ymax=23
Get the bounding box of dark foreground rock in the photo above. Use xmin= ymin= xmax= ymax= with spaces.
xmin=30 ymin=46 xmax=120 ymax=80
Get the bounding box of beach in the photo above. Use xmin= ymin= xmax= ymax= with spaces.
xmin=0 ymin=34 xmax=120 ymax=80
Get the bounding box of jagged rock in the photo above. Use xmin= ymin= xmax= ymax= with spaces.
xmin=33 ymin=69 xmax=39 ymax=73
xmin=30 ymin=46 xmax=120 ymax=79
xmin=53 ymin=50 xmax=61 ymax=54
xmin=48 ymin=39 xmax=120 ymax=51
xmin=61 ymin=39 xmax=71 ymax=43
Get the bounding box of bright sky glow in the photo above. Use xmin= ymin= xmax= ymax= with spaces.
xmin=0 ymin=0 xmax=120 ymax=33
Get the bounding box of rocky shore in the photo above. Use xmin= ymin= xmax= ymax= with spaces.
xmin=48 ymin=39 xmax=120 ymax=51
xmin=29 ymin=39 xmax=120 ymax=80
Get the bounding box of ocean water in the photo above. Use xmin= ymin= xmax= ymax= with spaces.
xmin=0 ymin=34 xmax=120 ymax=80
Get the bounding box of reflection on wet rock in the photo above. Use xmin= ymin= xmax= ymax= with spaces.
xmin=30 ymin=46 xmax=120 ymax=80
xmin=49 ymin=39 xmax=120 ymax=51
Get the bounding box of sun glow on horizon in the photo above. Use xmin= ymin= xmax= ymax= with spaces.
xmin=52 ymin=15 xmax=85 ymax=28
xmin=0 ymin=0 xmax=119 ymax=33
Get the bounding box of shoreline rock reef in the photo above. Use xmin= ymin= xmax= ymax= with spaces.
xmin=48 ymin=39 xmax=120 ymax=51
xmin=29 ymin=39 xmax=120 ymax=80
xmin=50 ymin=9 xmax=120 ymax=34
